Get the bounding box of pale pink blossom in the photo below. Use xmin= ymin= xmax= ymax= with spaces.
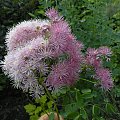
xmin=2 ymin=36 xmax=52 ymax=97
xmin=6 ymin=20 xmax=50 ymax=51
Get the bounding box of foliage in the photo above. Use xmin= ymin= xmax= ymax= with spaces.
xmin=25 ymin=85 xmax=120 ymax=120
xmin=57 ymin=87 xmax=119 ymax=120
xmin=24 ymin=95 xmax=54 ymax=120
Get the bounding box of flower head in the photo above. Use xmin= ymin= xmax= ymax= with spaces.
xmin=85 ymin=46 xmax=112 ymax=68
xmin=6 ymin=20 xmax=50 ymax=51
xmin=85 ymin=48 xmax=101 ymax=68
xmin=97 ymin=46 xmax=112 ymax=56
xmin=95 ymin=68 xmax=113 ymax=90
xmin=47 ymin=61 xmax=79 ymax=88
xmin=45 ymin=8 xmax=62 ymax=21
xmin=50 ymin=20 xmax=71 ymax=35
xmin=2 ymin=36 xmax=52 ymax=97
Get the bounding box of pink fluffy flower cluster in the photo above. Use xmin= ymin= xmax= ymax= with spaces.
xmin=85 ymin=47 xmax=113 ymax=90
xmin=2 ymin=8 xmax=113 ymax=97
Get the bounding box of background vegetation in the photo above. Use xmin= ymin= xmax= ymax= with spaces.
xmin=0 ymin=0 xmax=120 ymax=120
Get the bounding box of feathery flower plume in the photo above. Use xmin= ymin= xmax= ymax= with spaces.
xmin=46 ymin=8 xmax=83 ymax=89
xmin=97 ymin=46 xmax=112 ymax=56
xmin=66 ymin=40 xmax=84 ymax=61
xmin=85 ymin=48 xmax=101 ymax=68
xmin=6 ymin=20 xmax=50 ymax=51
xmin=48 ymin=20 xmax=72 ymax=57
xmin=97 ymin=46 xmax=112 ymax=61
xmin=85 ymin=46 xmax=113 ymax=90
xmin=45 ymin=8 xmax=62 ymax=22
xmin=85 ymin=46 xmax=112 ymax=68
xmin=95 ymin=68 xmax=113 ymax=90
xmin=47 ymin=61 xmax=79 ymax=88
xmin=50 ymin=21 xmax=71 ymax=35
xmin=2 ymin=36 xmax=52 ymax=97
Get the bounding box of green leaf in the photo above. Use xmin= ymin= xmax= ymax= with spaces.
xmin=66 ymin=111 xmax=79 ymax=120
xmin=47 ymin=101 xmax=54 ymax=109
xmin=82 ymin=93 xmax=94 ymax=99
xmin=49 ymin=112 xmax=54 ymax=120
xmin=35 ymin=106 xmax=42 ymax=115
xmin=40 ymin=95 xmax=47 ymax=104
xmin=30 ymin=115 xmax=39 ymax=120
xmin=36 ymin=10 xmax=45 ymax=15
xmin=65 ymin=103 xmax=78 ymax=115
xmin=59 ymin=87 xmax=68 ymax=94
xmin=28 ymin=13 xmax=36 ymax=18
xmin=35 ymin=98 xmax=40 ymax=103
xmin=92 ymin=105 xmax=100 ymax=115
xmin=94 ymin=117 xmax=105 ymax=120
xmin=105 ymin=103 xmax=116 ymax=113
xmin=76 ymin=91 xmax=84 ymax=107
xmin=80 ymin=108 xmax=88 ymax=119
xmin=81 ymin=89 xmax=91 ymax=94
xmin=74 ymin=115 xmax=80 ymax=120
xmin=114 ymin=87 xmax=120 ymax=97
xmin=112 ymin=68 xmax=120 ymax=76
xmin=24 ymin=104 xmax=36 ymax=115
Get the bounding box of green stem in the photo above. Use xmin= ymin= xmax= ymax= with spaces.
xmin=37 ymin=75 xmax=60 ymax=120
xmin=42 ymin=83 xmax=60 ymax=120
xmin=80 ymin=78 xmax=96 ymax=84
